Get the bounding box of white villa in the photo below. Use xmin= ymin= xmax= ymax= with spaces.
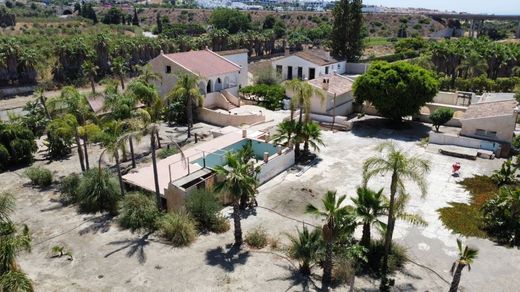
xmin=271 ymin=48 xmax=347 ymax=81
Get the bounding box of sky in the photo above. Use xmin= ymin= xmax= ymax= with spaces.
xmin=362 ymin=0 xmax=520 ymax=15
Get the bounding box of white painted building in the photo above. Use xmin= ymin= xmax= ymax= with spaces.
xmin=218 ymin=49 xmax=249 ymax=88
xmin=271 ymin=49 xmax=346 ymax=81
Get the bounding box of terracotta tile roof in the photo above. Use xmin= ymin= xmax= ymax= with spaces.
xmin=462 ymin=99 xmax=518 ymax=120
xmin=308 ymin=74 xmax=354 ymax=96
xmin=294 ymin=49 xmax=343 ymax=66
xmin=163 ymin=49 xmax=240 ymax=78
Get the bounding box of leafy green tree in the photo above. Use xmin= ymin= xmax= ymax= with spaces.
xmin=362 ymin=142 xmax=431 ymax=291
xmin=0 ymin=122 xmax=37 ymax=168
xmin=45 ymin=114 xmax=76 ymax=159
xmin=482 ymin=187 xmax=520 ymax=246
xmin=239 ymin=84 xmax=284 ymax=110
xmin=214 ymin=152 xmax=259 ymax=246
xmin=167 ymin=74 xmax=204 ymax=138
xmin=330 ymin=0 xmax=364 ymax=61
xmin=352 ymin=187 xmax=387 ymax=248
xmin=102 ymin=7 xmax=123 ymax=25
xmin=429 ymin=107 xmax=454 ymax=132
xmin=306 ymin=190 xmax=352 ymax=288
xmin=287 ymin=226 xmax=323 ymax=275
xmin=457 ymin=52 xmax=488 ymax=78
xmin=118 ymin=192 xmax=160 ymax=232
xmin=449 ymin=239 xmax=478 ymax=292
xmin=353 ymin=61 xmax=440 ymax=123
xmin=209 ymin=8 xmax=251 ymax=34
xmin=491 ymin=159 xmax=517 ymax=187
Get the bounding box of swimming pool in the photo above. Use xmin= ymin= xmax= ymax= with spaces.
xmin=192 ymin=139 xmax=278 ymax=169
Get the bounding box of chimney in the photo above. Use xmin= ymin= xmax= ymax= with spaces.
xmin=263 ymin=152 xmax=269 ymax=163
xmin=322 ymin=78 xmax=329 ymax=91
xmin=284 ymin=46 xmax=290 ymax=56
xmin=160 ymin=50 xmax=164 ymax=55
xmin=242 ymin=128 xmax=247 ymax=138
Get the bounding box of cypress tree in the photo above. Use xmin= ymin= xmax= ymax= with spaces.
xmin=132 ymin=8 xmax=139 ymax=26
xmin=156 ymin=12 xmax=163 ymax=34
xmin=330 ymin=0 xmax=364 ymax=62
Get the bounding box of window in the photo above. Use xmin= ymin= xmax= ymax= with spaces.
xmin=276 ymin=65 xmax=282 ymax=75
xmin=325 ymin=66 xmax=329 ymax=74
xmin=475 ymin=129 xmax=486 ymax=136
xmin=165 ymin=65 xmax=171 ymax=74
xmin=309 ymin=68 xmax=316 ymax=80
xmin=297 ymin=67 xmax=303 ymax=79
xmin=287 ymin=66 xmax=293 ymax=80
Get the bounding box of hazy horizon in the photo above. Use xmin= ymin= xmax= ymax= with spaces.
xmin=363 ymin=0 xmax=520 ymax=15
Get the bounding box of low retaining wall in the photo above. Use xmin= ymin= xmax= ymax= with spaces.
xmin=429 ymin=131 xmax=503 ymax=156
xmin=258 ymin=148 xmax=295 ymax=184
xmin=197 ymin=107 xmax=265 ymax=127
xmin=0 ymin=85 xmax=36 ymax=98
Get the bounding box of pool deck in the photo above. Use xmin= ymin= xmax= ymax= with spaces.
xmin=123 ymin=127 xmax=261 ymax=195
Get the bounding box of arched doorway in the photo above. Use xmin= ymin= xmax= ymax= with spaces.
xmin=206 ymin=80 xmax=212 ymax=93
xmin=215 ymin=78 xmax=222 ymax=91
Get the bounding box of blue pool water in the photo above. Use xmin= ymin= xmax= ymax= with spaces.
xmin=192 ymin=139 xmax=277 ymax=169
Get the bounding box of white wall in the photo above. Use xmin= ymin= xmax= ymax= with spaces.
xmin=310 ymin=91 xmax=353 ymax=116
xmin=272 ymin=55 xmax=346 ymax=80
xmin=222 ymin=52 xmax=249 ymax=88
xmin=257 ymin=149 xmax=295 ymax=184
xmin=461 ymin=114 xmax=517 ymax=144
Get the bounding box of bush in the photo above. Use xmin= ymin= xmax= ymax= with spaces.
xmin=211 ymin=214 xmax=230 ymax=233
xmin=24 ymin=166 xmax=53 ymax=187
xmin=429 ymin=107 xmax=454 ymax=132
xmin=245 ymin=226 xmax=268 ymax=249
xmin=185 ymin=189 xmax=223 ymax=232
xmin=118 ymin=192 xmax=160 ymax=232
xmin=157 ymin=147 xmax=177 ymax=159
xmin=0 ymin=144 xmax=9 ymax=170
xmin=0 ymin=122 xmax=37 ymax=166
xmin=158 ymin=211 xmax=197 ymax=246
xmin=361 ymin=240 xmax=407 ymax=276
xmin=76 ymin=168 xmax=121 ymax=214
xmin=59 ymin=173 xmax=81 ymax=204
xmin=482 ymin=187 xmax=520 ymax=247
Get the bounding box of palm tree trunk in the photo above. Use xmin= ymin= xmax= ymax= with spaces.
xmin=301 ymin=262 xmax=311 ymax=275
xmin=187 ymin=97 xmax=193 ymax=138
xmin=40 ymin=96 xmax=51 ymax=119
xmin=75 ymin=133 xmax=85 ymax=172
xmin=150 ymin=129 xmax=162 ymax=209
xmin=322 ymin=239 xmax=333 ymax=287
xmin=239 ymin=194 xmax=248 ymax=210
xmin=90 ymin=77 xmax=96 ymax=94
xmin=120 ymin=75 xmax=125 ymax=90
xmin=361 ymin=222 xmax=371 ymax=247
xmin=83 ymin=136 xmax=90 ymax=170
xmin=155 ymin=130 xmax=162 ymax=149
xmin=129 ymin=136 xmax=136 ymax=169
xmin=449 ymin=264 xmax=465 ymax=292
xmin=233 ymin=202 xmax=242 ymax=246
xmin=114 ymin=150 xmax=125 ymax=196
xmin=380 ymin=172 xmax=398 ymax=291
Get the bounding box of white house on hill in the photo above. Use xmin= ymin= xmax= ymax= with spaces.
xmin=271 ymin=49 xmax=347 ymax=81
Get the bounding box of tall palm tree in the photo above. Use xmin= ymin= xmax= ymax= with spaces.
xmin=449 ymin=239 xmax=478 ymax=292
xmin=82 ymin=60 xmax=99 ymax=95
xmin=111 ymin=57 xmax=127 ymax=90
xmin=306 ymin=190 xmax=351 ymax=288
xmin=167 ymin=74 xmax=204 ymax=138
xmin=283 ymin=79 xmax=325 ymax=156
xmin=362 ymin=142 xmax=431 ymax=291
xmin=144 ymin=123 xmax=185 ymax=210
xmin=137 ymin=64 xmax=161 ymax=85
xmin=214 ymin=151 xmax=259 ymax=246
xmin=287 ymin=226 xmax=323 ymax=275
xmin=352 ymin=187 xmax=387 ymax=248
xmin=300 ymin=121 xmax=325 ymax=154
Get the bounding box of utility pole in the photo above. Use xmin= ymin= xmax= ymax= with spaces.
xmin=331 ymin=93 xmax=336 ymax=132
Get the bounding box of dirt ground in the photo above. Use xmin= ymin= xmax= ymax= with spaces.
xmin=5 ymin=117 xmax=520 ymax=291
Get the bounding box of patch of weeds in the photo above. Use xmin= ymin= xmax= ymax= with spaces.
xmin=157 ymin=147 xmax=178 ymax=159
xmin=437 ymin=175 xmax=498 ymax=238
xmin=245 ymin=226 xmax=268 ymax=249
xmin=24 ymin=166 xmax=53 ymax=187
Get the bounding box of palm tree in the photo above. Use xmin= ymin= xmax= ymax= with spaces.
xmin=167 ymin=74 xmax=204 ymax=138
xmin=283 ymin=79 xmax=325 ymax=156
xmin=449 ymin=239 xmax=478 ymax=292
xmin=287 ymin=226 xmax=323 ymax=275
xmin=457 ymin=52 xmax=488 ymax=78
xmin=144 ymin=123 xmax=185 ymax=210
xmin=33 ymin=88 xmax=50 ymax=119
xmin=271 ymin=120 xmax=297 ymax=147
xmin=214 ymin=151 xmax=259 ymax=246
xmin=306 ymin=190 xmax=351 ymax=287
xmin=362 ymin=142 xmax=431 ymax=291
xmin=137 ymin=64 xmax=161 ymax=85
xmin=82 ymin=60 xmax=99 ymax=95
xmin=111 ymin=57 xmax=127 ymax=90
xmin=352 ymin=187 xmax=387 ymax=248
xmin=300 ymin=121 xmax=325 ymax=154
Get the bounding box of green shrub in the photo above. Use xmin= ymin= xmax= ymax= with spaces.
xmin=429 ymin=107 xmax=454 ymax=132
xmin=245 ymin=226 xmax=268 ymax=249
xmin=59 ymin=173 xmax=81 ymax=204
xmin=361 ymin=240 xmax=408 ymax=276
xmin=158 ymin=211 xmax=197 ymax=246
xmin=76 ymin=168 xmax=121 ymax=214
xmin=185 ymin=189 xmax=223 ymax=232
xmin=0 ymin=144 xmax=9 ymax=170
xmin=157 ymin=147 xmax=177 ymax=159
xmin=211 ymin=214 xmax=230 ymax=233
xmin=24 ymin=166 xmax=53 ymax=187
xmin=118 ymin=192 xmax=160 ymax=232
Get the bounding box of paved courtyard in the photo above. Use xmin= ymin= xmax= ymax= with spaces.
xmin=5 ymin=117 xmax=520 ymax=291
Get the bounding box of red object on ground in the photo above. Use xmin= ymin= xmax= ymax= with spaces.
xmin=452 ymin=162 xmax=461 ymax=173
